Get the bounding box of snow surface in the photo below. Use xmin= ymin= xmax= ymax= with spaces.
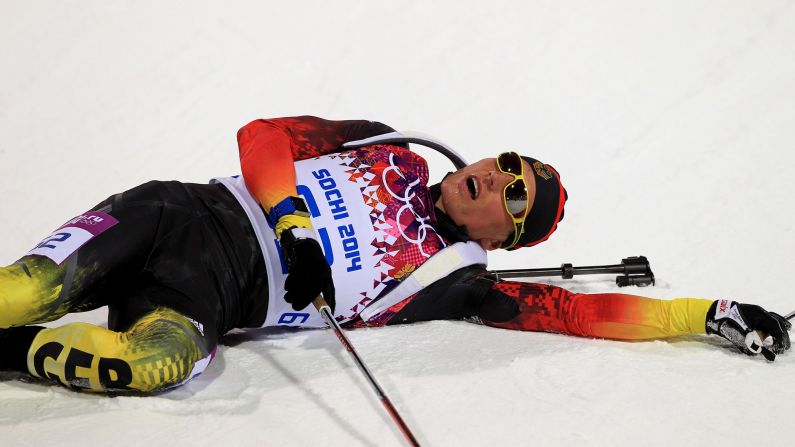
xmin=2 ymin=1 xmax=795 ymax=446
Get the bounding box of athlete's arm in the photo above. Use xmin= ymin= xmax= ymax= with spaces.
xmin=236 ymin=116 xmax=396 ymax=313
xmin=477 ymin=275 xmax=789 ymax=358
xmin=480 ymin=279 xmax=711 ymax=340
xmin=236 ymin=115 xmax=396 ymax=215
xmin=389 ymin=266 xmax=710 ymax=339
xmin=388 ymin=267 xmax=790 ymax=358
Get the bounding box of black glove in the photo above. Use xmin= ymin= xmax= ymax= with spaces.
xmin=279 ymin=228 xmax=335 ymax=313
xmin=706 ymin=299 xmax=791 ymax=361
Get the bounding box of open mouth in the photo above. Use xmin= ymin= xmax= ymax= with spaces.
xmin=466 ymin=176 xmax=479 ymax=200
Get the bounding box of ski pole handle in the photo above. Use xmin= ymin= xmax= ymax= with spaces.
xmin=313 ymin=295 xmax=332 ymax=313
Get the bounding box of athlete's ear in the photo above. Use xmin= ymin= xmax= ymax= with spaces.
xmin=479 ymin=239 xmax=502 ymax=251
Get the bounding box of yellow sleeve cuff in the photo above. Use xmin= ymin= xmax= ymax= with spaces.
xmin=667 ymin=298 xmax=712 ymax=335
xmin=274 ymin=214 xmax=314 ymax=238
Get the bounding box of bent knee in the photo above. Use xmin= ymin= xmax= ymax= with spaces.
xmin=123 ymin=310 xmax=215 ymax=392
xmin=27 ymin=309 xmax=215 ymax=393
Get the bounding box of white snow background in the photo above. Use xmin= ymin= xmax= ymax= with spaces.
xmin=2 ymin=1 xmax=795 ymax=446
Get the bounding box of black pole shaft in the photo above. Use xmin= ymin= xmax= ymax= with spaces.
xmin=494 ymin=257 xmax=654 ymax=280
xmin=495 ymin=264 xmax=628 ymax=279
xmin=495 ymin=267 xmax=567 ymax=278
xmin=314 ymin=297 xmax=421 ymax=447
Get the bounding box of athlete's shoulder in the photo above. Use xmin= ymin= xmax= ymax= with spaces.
xmin=384 ymin=264 xmax=495 ymax=325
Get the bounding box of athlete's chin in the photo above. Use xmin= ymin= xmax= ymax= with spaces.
xmin=438 ymin=179 xmax=458 ymax=213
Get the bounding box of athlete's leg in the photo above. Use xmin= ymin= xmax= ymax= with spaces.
xmin=0 ymin=306 xmax=215 ymax=393
xmin=1 ymin=181 xmax=257 ymax=392
xmin=0 ymin=256 xmax=71 ymax=327
xmin=0 ymin=181 xmax=194 ymax=329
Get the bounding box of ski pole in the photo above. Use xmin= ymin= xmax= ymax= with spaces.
xmin=785 ymin=310 xmax=795 ymax=321
xmin=492 ymin=255 xmax=656 ymax=287
xmin=313 ymin=295 xmax=420 ymax=447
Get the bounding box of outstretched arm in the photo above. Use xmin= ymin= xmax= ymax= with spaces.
xmin=389 ymin=267 xmax=710 ymax=339
xmin=388 ymin=267 xmax=790 ymax=359
xmin=481 ymin=280 xmax=710 ymax=339
xmin=484 ymin=278 xmax=791 ymax=359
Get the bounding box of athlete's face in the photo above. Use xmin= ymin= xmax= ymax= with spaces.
xmin=437 ymin=157 xmax=536 ymax=250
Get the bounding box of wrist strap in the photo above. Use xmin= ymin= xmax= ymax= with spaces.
xmin=279 ymin=225 xmax=318 ymax=244
xmin=288 ymin=227 xmax=317 ymax=241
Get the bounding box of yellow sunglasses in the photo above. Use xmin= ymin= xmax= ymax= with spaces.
xmin=496 ymin=152 xmax=530 ymax=249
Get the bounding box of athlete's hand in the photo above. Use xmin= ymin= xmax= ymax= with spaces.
xmin=706 ymin=299 xmax=791 ymax=361
xmin=279 ymin=228 xmax=336 ymax=313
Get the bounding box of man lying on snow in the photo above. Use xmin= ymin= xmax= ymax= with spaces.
xmin=0 ymin=116 xmax=790 ymax=393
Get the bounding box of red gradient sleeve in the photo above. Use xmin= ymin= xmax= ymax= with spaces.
xmin=483 ymin=281 xmax=711 ymax=340
xmin=236 ymin=116 xmax=393 ymax=210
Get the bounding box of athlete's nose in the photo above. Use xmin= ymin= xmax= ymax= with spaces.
xmin=483 ymin=171 xmax=500 ymax=192
xmin=492 ymin=170 xmax=513 ymax=190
